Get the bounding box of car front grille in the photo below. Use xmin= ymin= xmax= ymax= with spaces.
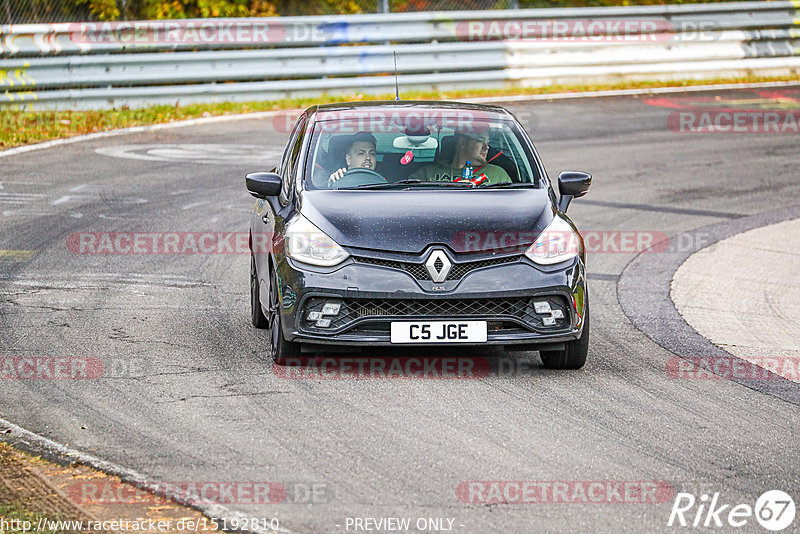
xmin=349 ymin=298 xmax=527 ymax=318
xmin=353 ymin=255 xmax=519 ymax=281
xmin=300 ymin=295 xmax=571 ymax=334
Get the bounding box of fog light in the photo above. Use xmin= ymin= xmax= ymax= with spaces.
xmin=551 ymin=309 xmax=564 ymax=319
xmin=543 ymin=317 xmax=556 ymax=326
xmin=322 ymin=302 xmax=341 ymax=315
xmin=534 ymin=301 xmax=551 ymax=314
xmin=315 ymin=318 xmax=332 ymax=327
xmin=307 ymin=311 xmax=322 ymax=321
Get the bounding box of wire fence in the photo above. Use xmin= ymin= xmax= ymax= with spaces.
xmin=2 ymin=0 xmax=529 ymax=23
xmin=3 ymin=0 xmax=89 ymax=24
xmin=2 ymin=0 xmax=755 ymax=23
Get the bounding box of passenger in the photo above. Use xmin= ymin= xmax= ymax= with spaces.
xmin=411 ymin=130 xmax=511 ymax=185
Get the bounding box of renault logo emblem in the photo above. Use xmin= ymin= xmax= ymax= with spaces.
xmin=425 ymin=249 xmax=452 ymax=283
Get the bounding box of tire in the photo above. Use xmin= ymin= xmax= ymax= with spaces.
xmin=540 ymin=301 xmax=589 ymax=370
xmin=268 ymin=268 xmax=301 ymax=364
xmin=250 ymin=255 xmax=269 ymax=329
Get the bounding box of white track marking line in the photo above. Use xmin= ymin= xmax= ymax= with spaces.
xmin=182 ymin=201 xmax=211 ymax=210
xmin=1 ymin=210 xmax=51 ymax=217
xmin=50 ymin=195 xmax=76 ymax=205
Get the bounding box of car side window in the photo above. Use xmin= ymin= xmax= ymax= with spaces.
xmin=280 ymin=116 xmax=306 ymax=205
xmin=278 ymin=127 xmax=296 ymax=177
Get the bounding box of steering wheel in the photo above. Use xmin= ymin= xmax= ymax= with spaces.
xmin=331 ymin=168 xmax=387 ymax=189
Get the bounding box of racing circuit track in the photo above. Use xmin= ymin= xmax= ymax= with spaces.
xmin=1 ymin=87 xmax=799 ymax=533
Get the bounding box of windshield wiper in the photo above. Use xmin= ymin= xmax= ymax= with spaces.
xmin=479 ymin=182 xmax=536 ymax=189
xmin=340 ymin=179 xmax=472 ymax=190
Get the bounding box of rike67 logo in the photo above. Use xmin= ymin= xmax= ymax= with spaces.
xmin=668 ymin=490 xmax=795 ymax=531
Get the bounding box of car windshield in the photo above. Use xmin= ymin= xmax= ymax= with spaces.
xmin=303 ymin=109 xmax=543 ymax=190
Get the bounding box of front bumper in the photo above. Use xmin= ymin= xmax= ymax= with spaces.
xmin=275 ymin=250 xmax=586 ymax=347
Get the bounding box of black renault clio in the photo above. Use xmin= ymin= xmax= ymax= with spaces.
xmin=246 ymin=101 xmax=591 ymax=369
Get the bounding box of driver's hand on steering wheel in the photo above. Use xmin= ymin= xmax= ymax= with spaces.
xmin=328 ymin=167 xmax=348 ymax=187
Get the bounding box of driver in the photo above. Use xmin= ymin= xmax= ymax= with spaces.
xmin=327 ymin=132 xmax=378 ymax=187
xmin=410 ymin=130 xmax=511 ymax=185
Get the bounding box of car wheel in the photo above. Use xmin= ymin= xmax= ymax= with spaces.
xmin=268 ymin=268 xmax=301 ymax=364
xmin=250 ymin=255 xmax=269 ymax=329
xmin=540 ymin=301 xmax=589 ymax=370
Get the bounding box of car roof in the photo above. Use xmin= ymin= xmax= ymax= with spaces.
xmin=307 ymin=100 xmax=514 ymax=118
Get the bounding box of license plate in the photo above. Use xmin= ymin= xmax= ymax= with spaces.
xmin=390 ymin=321 xmax=487 ymax=343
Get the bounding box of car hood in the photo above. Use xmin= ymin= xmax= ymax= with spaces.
xmin=298 ymin=189 xmax=555 ymax=254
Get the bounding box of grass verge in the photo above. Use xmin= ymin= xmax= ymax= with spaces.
xmin=0 ymin=441 xmax=219 ymax=534
xmin=0 ymin=503 xmax=60 ymax=534
xmin=1 ymin=74 xmax=798 ymax=150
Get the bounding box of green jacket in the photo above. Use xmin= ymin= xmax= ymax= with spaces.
xmin=410 ymin=162 xmax=511 ymax=185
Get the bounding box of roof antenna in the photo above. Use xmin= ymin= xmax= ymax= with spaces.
xmin=394 ymin=51 xmax=401 ymax=101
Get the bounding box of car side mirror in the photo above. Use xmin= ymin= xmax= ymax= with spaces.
xmin=245 ymin=172 xmax=282 ymax=199
xmin=557 ymin=171 xmax=591 ymax=212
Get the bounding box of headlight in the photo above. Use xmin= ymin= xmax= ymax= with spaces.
xmin=525 ymin=216 xmax=581 ymax=265
xmin=285 ymin=215 xmax=349 ymax=267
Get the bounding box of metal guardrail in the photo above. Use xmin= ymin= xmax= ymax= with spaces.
xmin=1 ymin=2 xmax=799 ymax=110
xmin=3 ymin=2 xmax=798 ymax=56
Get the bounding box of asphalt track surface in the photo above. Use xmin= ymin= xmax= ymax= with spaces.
xmin=1 ymin=88 xmax=799 ymax=533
